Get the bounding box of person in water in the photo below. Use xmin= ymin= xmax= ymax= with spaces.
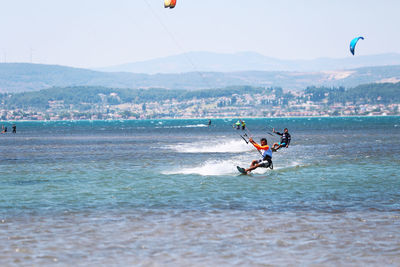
xmin=241 ymin=120 xmax=246 ymax=130
xmin=241 ymin=137 xmax=273 ymax=173
xmin=272 ymin=128 xmax=291 ymax=151
xmin=235 ymin=120 xmax=241 ymax=130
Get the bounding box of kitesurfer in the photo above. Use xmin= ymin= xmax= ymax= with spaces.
xmin=235 ymin=120 xmax=241 ymax=130
xmin=241 ymin=120 xmax=246 ymax=130
xmin=240 ymin=137 xmax=273 ymax=174
xmin=272 ymin=128 xmax=291 ymax=151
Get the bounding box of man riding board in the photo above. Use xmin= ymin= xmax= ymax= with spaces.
xmin=237 ymin=137 xmax=273 ymax=174
xmin=272 ymin=128 xmax=291 ymax=151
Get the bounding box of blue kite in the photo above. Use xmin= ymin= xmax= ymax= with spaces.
xmin=350 ymin=36 xmax=364 ymax=56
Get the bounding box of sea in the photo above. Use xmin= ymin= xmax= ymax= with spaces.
xmin=0 ymin=117 xmax=399 ymax=266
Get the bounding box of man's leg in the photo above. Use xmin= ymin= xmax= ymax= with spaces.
xmin=276 ymin=143 xmax=286 ymax=151
xmin=245 ymin=160 xmax=261 ymax=172
xmin=245 ymin=163 xmax=260 ymax=173
xmin=250 ymin=160 xmax=258 ymax=167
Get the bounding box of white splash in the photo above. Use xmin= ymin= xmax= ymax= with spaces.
xmin=163 ymin=159 xmax=270 ymax=176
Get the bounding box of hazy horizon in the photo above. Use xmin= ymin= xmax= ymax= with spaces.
xmin=2 ymin=51 xmax=400 ymax=70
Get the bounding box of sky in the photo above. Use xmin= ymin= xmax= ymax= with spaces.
xmin=0 ymin=0 xmax=399 ymax=68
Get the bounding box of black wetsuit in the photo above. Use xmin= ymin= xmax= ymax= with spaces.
xmin=276 ymin=131 xmax=291 ymax=147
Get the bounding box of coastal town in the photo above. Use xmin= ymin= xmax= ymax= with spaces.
xmin=1 ymin=87 xmax=399 ymax=121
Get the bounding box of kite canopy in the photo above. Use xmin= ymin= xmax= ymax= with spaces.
xmin=350 ymin=36 xmax=364 ymax=56
xmin=164 ymin=0 xmax=177 ymax=8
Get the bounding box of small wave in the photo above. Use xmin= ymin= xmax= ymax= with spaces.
xmin=273 ymin=160 xmax=303 ymax=170
xmin=167 ymin=139 xmax=252 ymax=153
xmin=270 ymin=160 xmax=317 ymax=174
xmin=155 ymin=124 xmax=208 ymax=129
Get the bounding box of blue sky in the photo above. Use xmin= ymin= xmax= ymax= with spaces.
xmin=0 ymin=0 xmax=399 ymax=68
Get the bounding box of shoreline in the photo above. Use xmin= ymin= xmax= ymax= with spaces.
xmin=0 ymin=114 xmax=399 ymax=123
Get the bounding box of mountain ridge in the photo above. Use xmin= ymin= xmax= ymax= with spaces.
xmin=1 ymin=62 xmax=400 ymax=93
xmin=96 ymin=51 xmax=400 ymax=74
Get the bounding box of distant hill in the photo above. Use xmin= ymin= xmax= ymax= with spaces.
xmin=0 ymin=63 xmax=149 ymax=93
xmin=97 ymin=51 xmax=400 ymax=74
xmin=1 ymin=63 xmax=400 ymax=93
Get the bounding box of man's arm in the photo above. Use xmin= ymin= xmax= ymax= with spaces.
xmin=273 ymin=129 xmax=283 ymax=136
xmin=249 ymin=138 xmax=269 ymax=150
xmin=249 ymin=138 xmax=261 ymax=150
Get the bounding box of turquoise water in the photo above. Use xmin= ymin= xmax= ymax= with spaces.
xmin=0 ymin=117 xmax=399 ymax=265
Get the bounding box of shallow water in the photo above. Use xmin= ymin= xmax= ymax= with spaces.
xmin=0 ymin=117 xmax=399 ymax=266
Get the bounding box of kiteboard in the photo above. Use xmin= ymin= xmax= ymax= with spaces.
xmin=236 ymin=166 xmax=247 ymax=175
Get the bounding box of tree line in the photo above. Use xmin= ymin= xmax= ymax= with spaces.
xmin=0 ymin=82 xmax=399 ymax=110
